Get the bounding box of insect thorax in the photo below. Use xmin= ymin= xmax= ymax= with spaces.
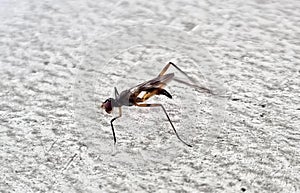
xmin=115 ymin=89 xmax=134 ymax=106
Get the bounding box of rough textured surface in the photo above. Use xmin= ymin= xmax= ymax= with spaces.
xmin=0 ymin=0 xmax=299 ymax=192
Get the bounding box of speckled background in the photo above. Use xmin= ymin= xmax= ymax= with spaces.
xmin=0 ymin=0 xmax=299 ymax=192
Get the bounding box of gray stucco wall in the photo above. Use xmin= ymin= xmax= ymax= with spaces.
xmin=0 ymin=0 xmax=299 ymax=192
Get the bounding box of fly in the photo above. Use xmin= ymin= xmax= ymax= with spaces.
xmin=101 ymin=62 xmax=212 ymax=147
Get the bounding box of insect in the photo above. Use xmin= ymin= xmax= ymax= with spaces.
xmin=101 ymin=62 xmax=212 ymax=147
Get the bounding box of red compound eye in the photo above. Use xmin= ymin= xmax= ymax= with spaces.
xmin=101 ymin=99 xmax=112 ymax=113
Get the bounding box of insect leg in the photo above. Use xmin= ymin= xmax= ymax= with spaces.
xmin=166 ymin=62 xmax=213 ymax=94
xmin=110 ymin=107 xmax=122 ymax=145
xmin=114 ymin=87 xmax=120 ymax=99
xmin=159 ymin=62 xmax=191 ymax=80
xmin=173 ymin=77 xmax=212 ymax=94
xmin=158 ymin=62 xmax=172 ymax=76
xmin=135 ymin=103 xmax=192 ymax=147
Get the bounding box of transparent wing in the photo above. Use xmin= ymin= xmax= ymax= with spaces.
xmin=130 ymin=73 xmax=174 ymax=93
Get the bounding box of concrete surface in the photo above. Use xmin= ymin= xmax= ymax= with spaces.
xmin=0 ymin=0 xmax=299 ymax=192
